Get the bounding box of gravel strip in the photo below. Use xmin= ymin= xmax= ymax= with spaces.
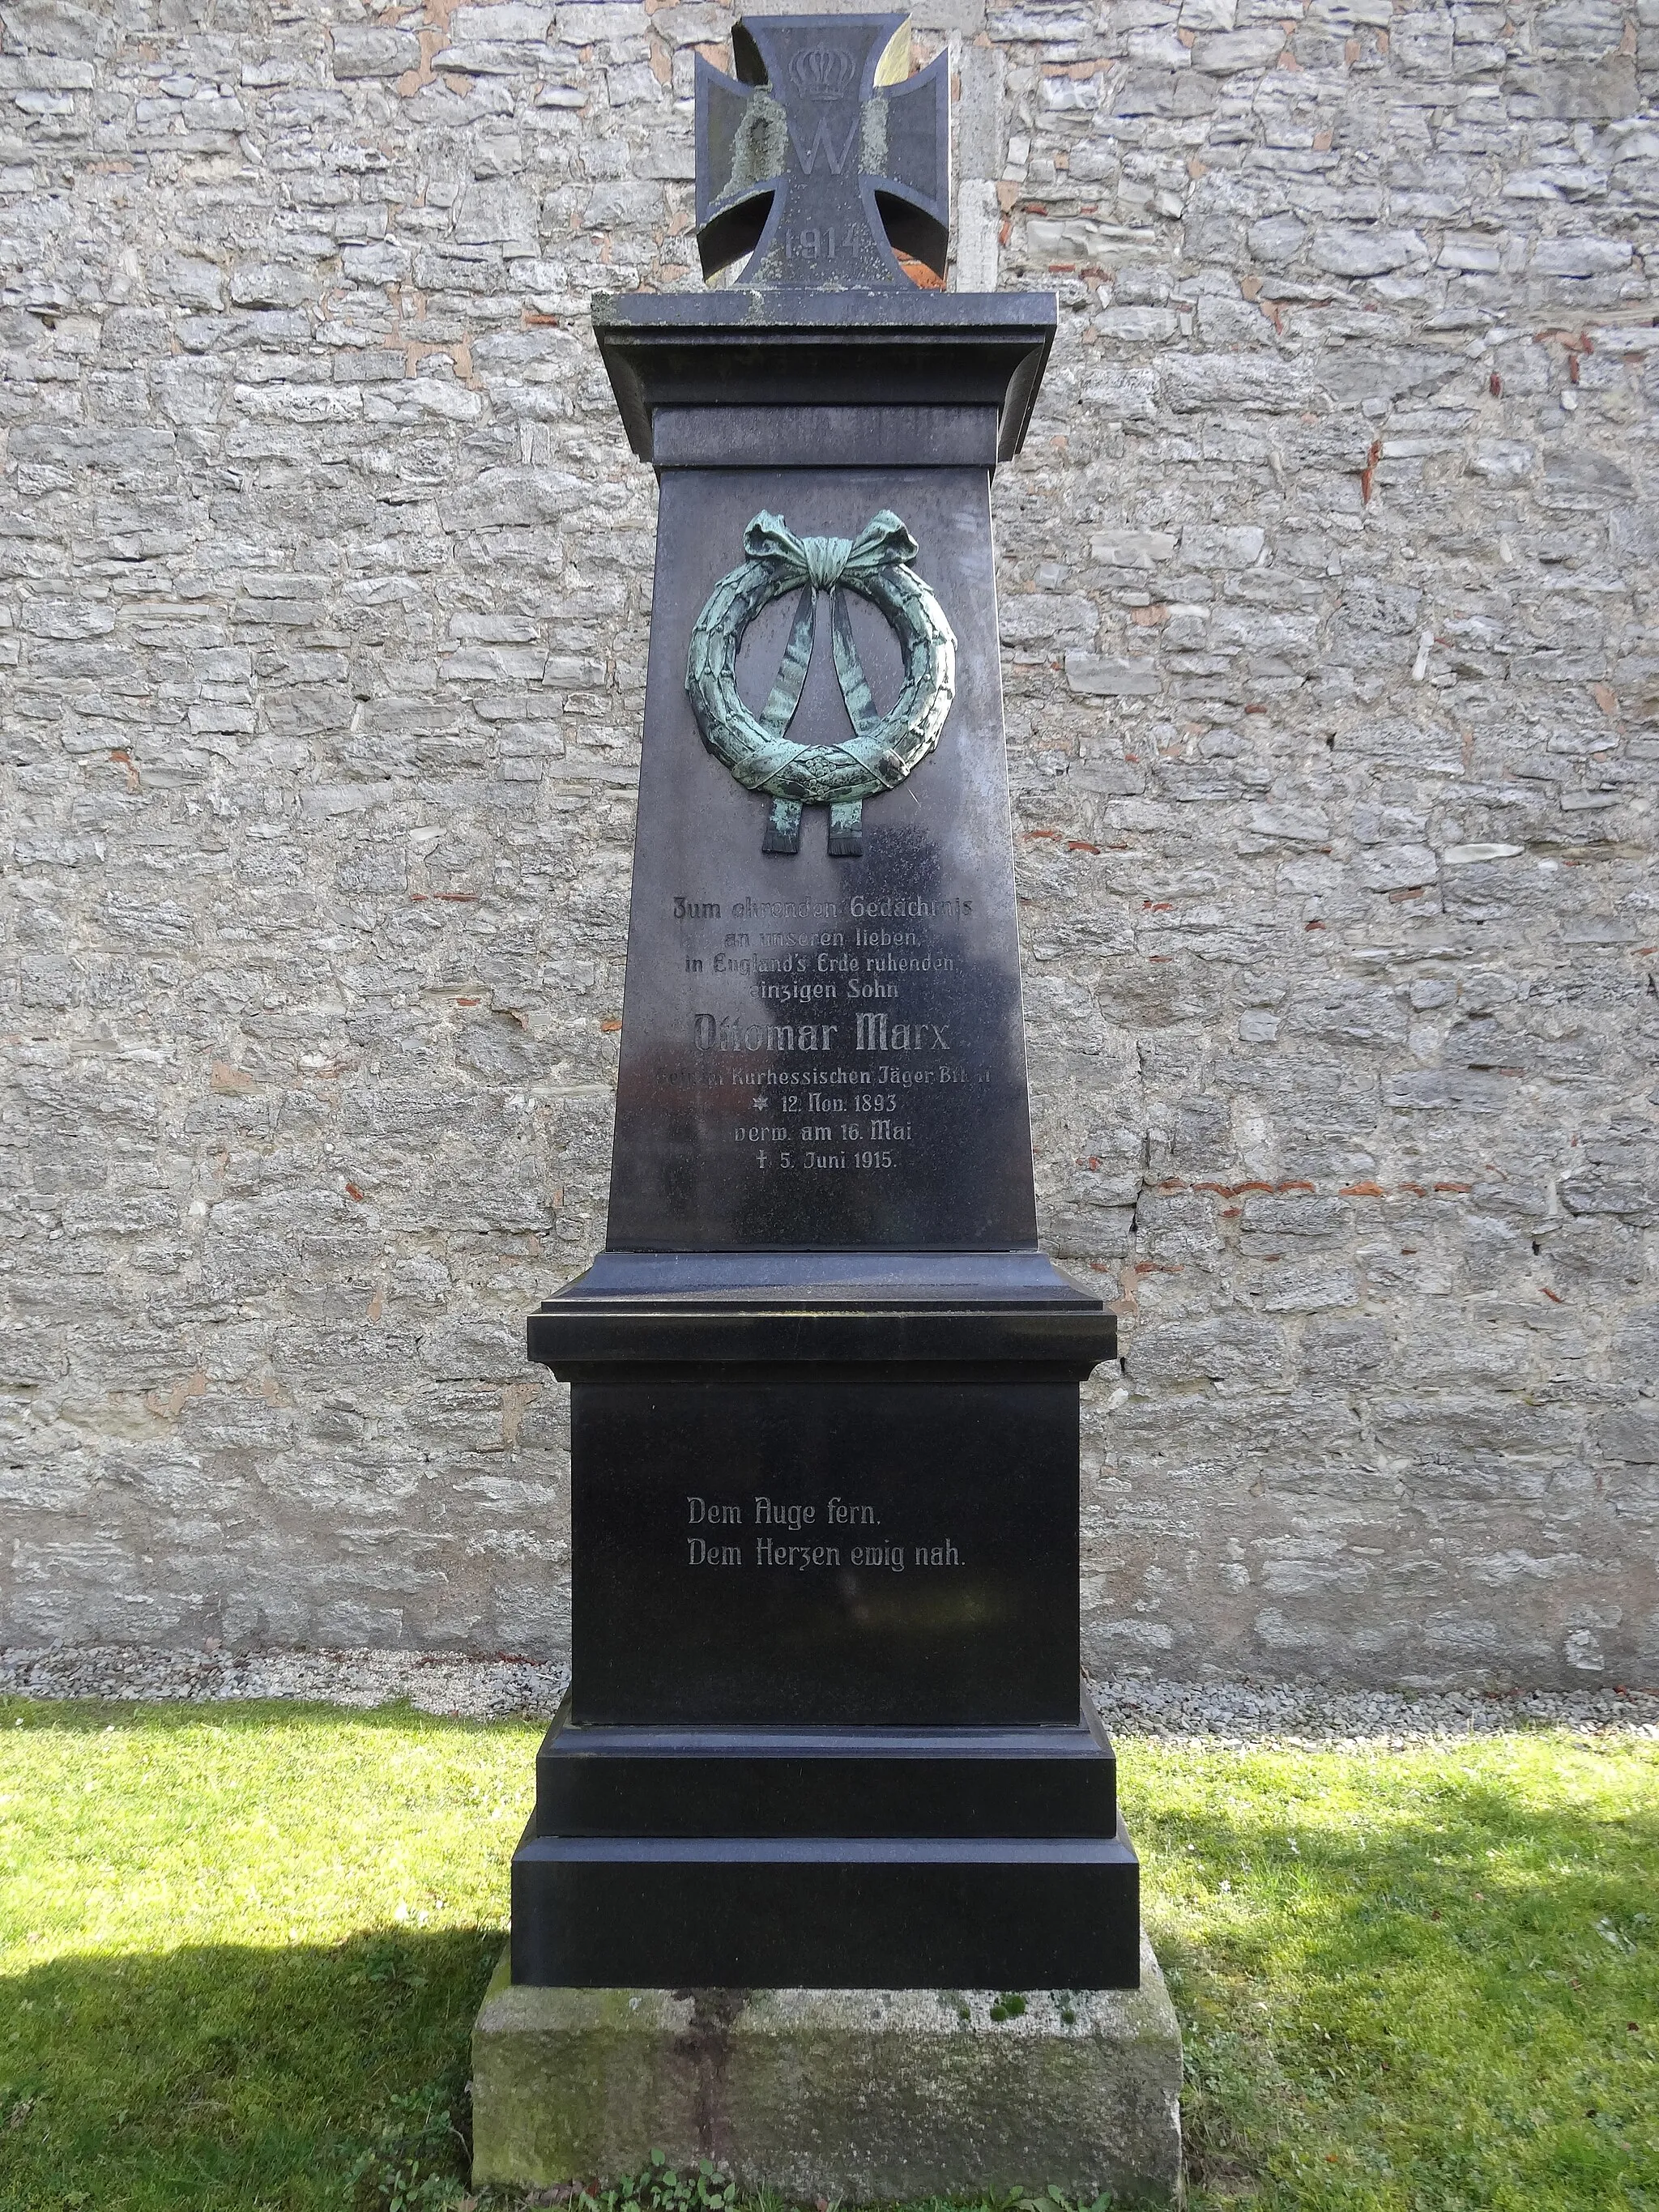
xmin=0 ymin=1645 xmax=569 ymax=1721
xmin=1090 ymin=1673 xmax=1659 ymax=1747
xmin=2 ymin=1646 xmax=1654 ymax=1743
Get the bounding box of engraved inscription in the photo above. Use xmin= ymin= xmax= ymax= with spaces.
xmin=667 ymin=884 xmax=996 ymax=1186
xmin=679 ymin=1490 xmax=962 ymax=1572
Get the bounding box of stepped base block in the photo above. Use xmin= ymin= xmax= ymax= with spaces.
xmin=534 ymin=1703 xmax=1120 ymax=1838
xmin=471 ymin=1933 xmax=1183 ymax=2206
xmin=510 ymin=1827 xmax=1139 ymax=1989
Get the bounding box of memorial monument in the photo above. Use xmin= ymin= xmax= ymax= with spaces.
xmin=471 ymin=15 xmax=1182 ymax=2199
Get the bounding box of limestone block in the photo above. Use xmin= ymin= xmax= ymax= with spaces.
xmin=472 ymin=1934 xmax=1183 ymax=2205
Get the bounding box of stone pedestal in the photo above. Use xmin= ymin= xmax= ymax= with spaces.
xmin=472 ymin=1934 xmax=1183 ymax=2206
xmin=505 ymin=288 xmax=1141 ymax=1996
xmin=514 ymin=1256 xmax=1134 ymax=1992
xmin=478 ymin=15 xmax=1179 ymax=2200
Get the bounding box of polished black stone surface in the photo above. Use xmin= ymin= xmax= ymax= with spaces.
xmin=591 ymin=292 xmax=1056 ymax=466
xmin=570 ymin=1370 xmax=1081 ymax=1728
xmin=509 ymin=168 xmax=1134 ymax=1986
xmin=510 ymin=1830 xmax=1141 ymax=1989
xmin=530 ymin=1250 xmax=1115 ymax=1371
xmin=604 ymin=434 xmax=1034 ymax=1253
xmin=534 ymin=1697 xmax=1119 ymax=1839
xmin=653 ymin=403 xmax=1000 ymax=471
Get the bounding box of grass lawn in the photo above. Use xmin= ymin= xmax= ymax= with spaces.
xmin=0 ymin=1696 xmax=1653 ymax=2212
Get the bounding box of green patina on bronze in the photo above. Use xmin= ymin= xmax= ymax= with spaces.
xmin=684 ymin=507 xmax=957 ymax=857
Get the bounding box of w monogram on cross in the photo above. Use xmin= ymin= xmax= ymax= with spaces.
xmin=694 ymin=12 xmax=949 ymax=289
xmin=791 ymin=112 xmax=859 ymax=177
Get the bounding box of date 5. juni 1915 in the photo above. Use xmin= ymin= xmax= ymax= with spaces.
xmin=737 ymin=1147 xmax=894 ymax=1170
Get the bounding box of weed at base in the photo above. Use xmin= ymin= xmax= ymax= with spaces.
xmin=349 ymin=2078 xmax=471 ymax=2212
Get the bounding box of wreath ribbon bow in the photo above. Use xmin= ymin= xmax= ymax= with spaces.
xmin=685 ymin=506 xmax=956 ymax=857
xmin=744 ymin=511 xmax=918 ymax=788
xmin=745 ymin=508 xmax=916 ymax=592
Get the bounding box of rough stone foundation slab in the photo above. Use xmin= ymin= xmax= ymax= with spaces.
xmin=471 ymin=1933 xmax=1182 ymax=2205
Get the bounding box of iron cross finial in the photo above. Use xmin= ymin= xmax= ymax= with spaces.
xmin=694 ymin=13 xmax=949 ymax=289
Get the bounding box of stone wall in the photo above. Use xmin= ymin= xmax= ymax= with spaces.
xmin=2 ymin=0 xmax=1655 ymax=1686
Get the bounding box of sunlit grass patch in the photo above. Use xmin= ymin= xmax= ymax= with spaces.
xmin=1124 ymin=1736 xmax=1659 ymax=2209
xmin=0 ymin=1698 xmax=1654 ymax=2211
xmin=0 ymin=1698 xmax=538 ymax=2212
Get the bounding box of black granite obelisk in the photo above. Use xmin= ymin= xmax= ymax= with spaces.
xmin=513 ymin=11 xmax=1137 ymax=1991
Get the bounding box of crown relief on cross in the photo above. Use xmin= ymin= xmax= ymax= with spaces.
xmin=693 ymin=12 xmax=950 ymax=288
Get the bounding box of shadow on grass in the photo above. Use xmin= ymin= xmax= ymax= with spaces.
xmin=3 ymin=1716 xmax=1653 ymax=2212
xmin=0 ymin=1926 xmax=501 ymax=2212
xmin=1134 ymin=1772 xmax=1658 ymax=2210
